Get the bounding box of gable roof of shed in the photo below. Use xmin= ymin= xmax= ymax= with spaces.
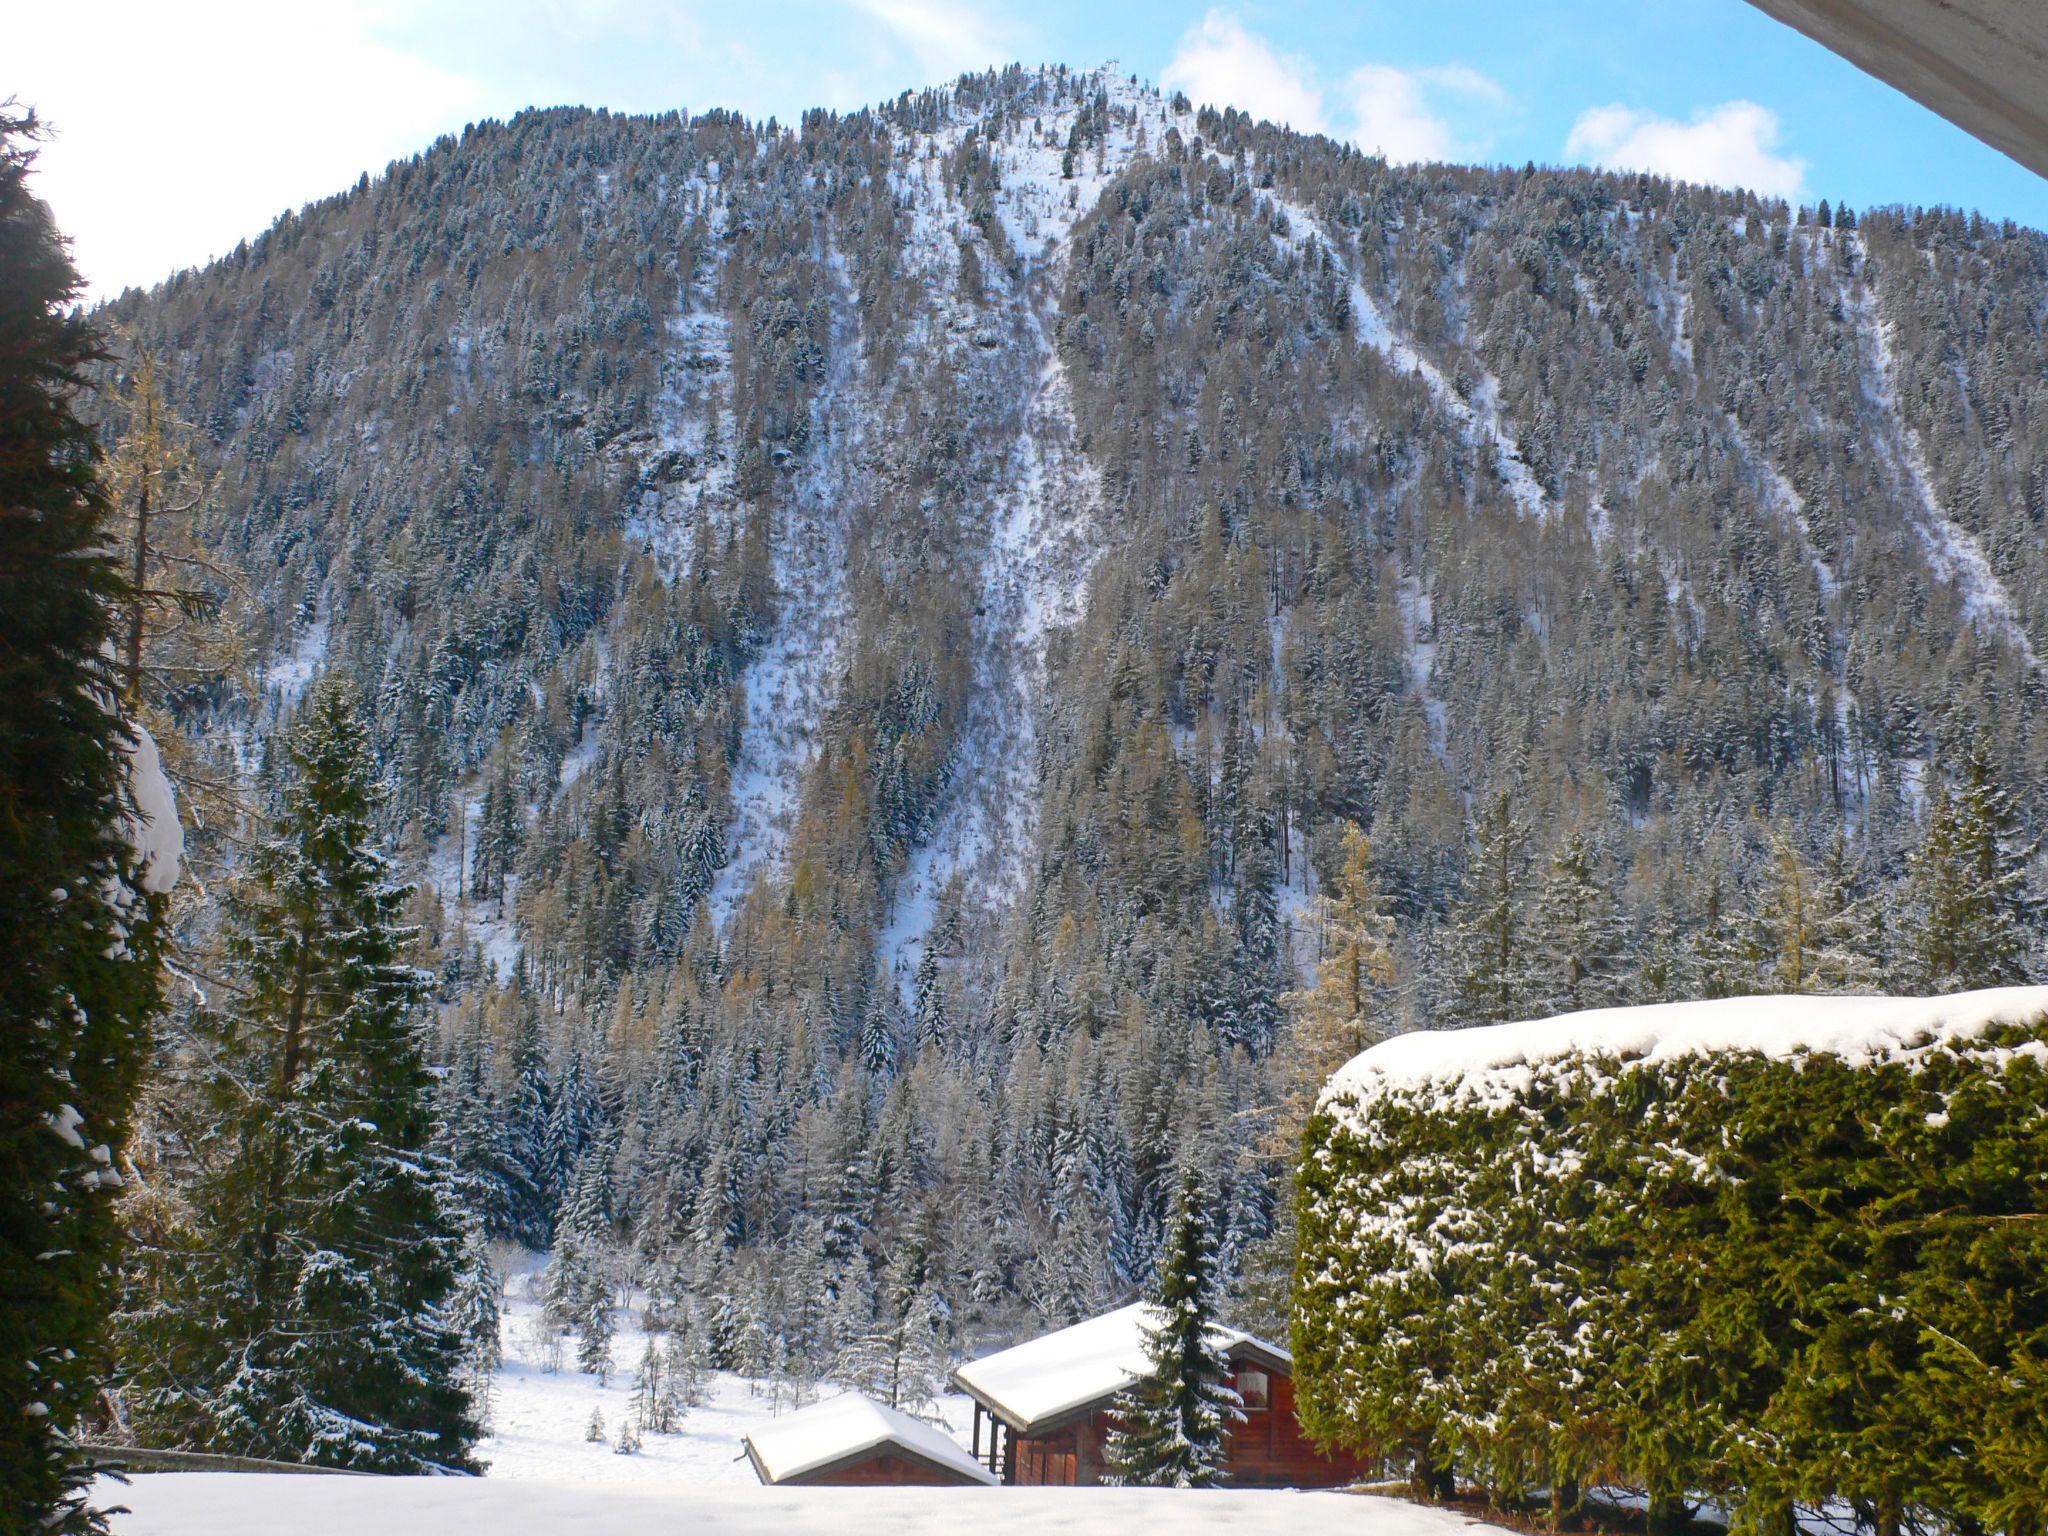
xmin=743 ymin=1392 xmax=997 ymax=1485
xmin=951 ymin=1302 xmax=1291 ymax=1435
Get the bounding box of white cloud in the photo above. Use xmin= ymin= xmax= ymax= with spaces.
xmin=1161 ymin=11 xmax=1330 ymax=136
xmin=843 ymin=0 xmax=1017 ymax=84
xmin=1162 ymin=10 xmax=1500 ymax=165
xmin=1345 ymin=65 xmax=1455 ymax=163
xmin=1414 ymin=64 xmax=1510 ymax=110
xmin=18 ymin=0 xmax=487 ymax=298
xmin=1565 ymin=100 xmax=1808 ymax=200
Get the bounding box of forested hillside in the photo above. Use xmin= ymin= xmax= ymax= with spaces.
xmin=107 ymin=63 xmax=2048 ymax=1354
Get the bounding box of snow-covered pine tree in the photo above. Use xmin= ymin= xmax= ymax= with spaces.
xmin=1104 ymin=1169 xmax=1244 ymax=1488
xmin=633 ymin=1335 xmax=668 ymax=1433
xmin=1761 ymin=828 xmax=1883 ymax=993
xmin=911 ymin=944 xmax=948 ymax=1058
xmin=884 ymin=1287 xmax=950 ymax=1419
xmin=1904 ymin=745 xmax=2041 ymax=991
xmin=447 ymin=1223 xmax=503 ymax=1419
xmin=119 ymin=678 xmax=478 ymax=1472
xmin=1225 ymin=807 xmax=1285 ymax=1052
xmin=1 ymin=107 xmax=173 ymax=1534
xmin=577 ymin=1292 xmax=616 ymax=1384
xmin=546 ymin=1146 xmax=616 ymax=1374
xmin=1689 ymin=865 xmax=1764 ymax=999
xmin=439 ymin=1014 xmax=517 ymax=1238
xmin=1529 ymin=829 xmax=1625 ymax=1013
xmin=503 ymin=1006 xmax=555 ymax=1246
xmin=1438 ymin=789 xmax=1538 ymax=1025
xmin=832 ymin=1249 xmax=949 ymax=1417
xmin=1900 ymin=758 xmax=2040 ymax=993
xmin=664 ymin=1304 xmax=711 ymax=1414
xmin=470 ymin=760 xmax=523 ymax=905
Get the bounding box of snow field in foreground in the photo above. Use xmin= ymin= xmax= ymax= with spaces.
xmin=102 ymin=1476 xmax=1509 ymax=1536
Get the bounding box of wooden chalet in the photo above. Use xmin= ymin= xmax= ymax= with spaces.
xmin=951 ymin=1303 xmax=1368 ymax=1488
xmin=744 ymin=1392 xmax=998 ymax=1487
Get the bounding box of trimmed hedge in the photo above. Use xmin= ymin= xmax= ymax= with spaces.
xmin=1293 ymin=1014 xmax=2048 ymax=1536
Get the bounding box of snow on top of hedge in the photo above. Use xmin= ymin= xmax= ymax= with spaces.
xmin=1322 ymin=987 xmax=2048 ymax=1113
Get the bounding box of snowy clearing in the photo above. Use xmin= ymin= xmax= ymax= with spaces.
xmin=482 ymin=1250 xmax=981 ymax=1486
xmin=101 ymin=1476 xmax=1509 ymax=1536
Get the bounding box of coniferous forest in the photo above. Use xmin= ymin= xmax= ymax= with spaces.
xmin=5 ymin=58 xmax=2048 ymax=1533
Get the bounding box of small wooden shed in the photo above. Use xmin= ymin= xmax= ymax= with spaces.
xmin=951 ymin=1302 xmax=1368 ymax=1488
xmin=743 ymin=1392 xmax=998 ymax=1487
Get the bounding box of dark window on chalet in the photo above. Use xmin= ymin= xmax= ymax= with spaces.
xmin=1238 ymin=1368 xmax=1270 ymax=1410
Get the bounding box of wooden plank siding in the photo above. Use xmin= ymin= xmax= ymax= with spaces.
xmin=761 ymin=1446 xmax=994 ymax=1487
xmin=1001 ymin=1362 xmax=1369 ymax=1489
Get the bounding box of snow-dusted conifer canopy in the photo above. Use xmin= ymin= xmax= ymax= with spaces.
xmin=1322 ymin=986 xmax=2048 ymax=1115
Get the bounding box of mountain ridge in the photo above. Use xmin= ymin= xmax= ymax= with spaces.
xmin=110 ymin=60 xmax=2048 ymax=1328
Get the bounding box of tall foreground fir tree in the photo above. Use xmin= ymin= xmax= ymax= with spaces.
xmin=1105 ymin=1170 xmax=1243 ymax=1488
xmin=1 ymin=110 xmax=171 ymax=1536
xmin=119 ymin=679 xmax=479 ymax=1471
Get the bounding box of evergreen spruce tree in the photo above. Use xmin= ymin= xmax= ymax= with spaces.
xmin=447 ymin=1224 xmax=503 ymax=1422
xmin=546 ymin=1148 xmax=614 ymax=1335
xmin=470 ymin=762 xmax=522 ymax=905
xmin=118 ymin=679 xmax=478 ymax=1472
xmin=1529 ymin=830 xmax=1625 ymax=1013
xmin=633 ymin=1336 xmax=669 ymax=1433
xmin=663 ymin=1304 xmax=711 ymax=1414
xmin=503 ymin=1008 xmax=554 ymax=1246
xmin=1793 ymin=830 xmax=1883 ymax=993
xmin=440 ymin=1017 xmax=516 ymax=1238
xmin=1902 ymin=749 xmax=2038 ymax=993
xmin=1439 ymin=789 xmax=1538 ymax=1025
xmin=1 ymin=107 xmax=171 ymax=1535
xmin=1225 ymin=809 xmax=1285 ymax=1050
xmin=911 ymin=944 xmax=948 ymax=1058
xmin=1104 ymin=1169 xmax=1244 ymax=1488
xmin=832 ymin=1251 xmax=948 ymax=1417
xmin=1689 ymin=868 xmax=1764 ymax=999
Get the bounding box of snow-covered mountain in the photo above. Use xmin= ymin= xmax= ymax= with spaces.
xmin=113 ymin=62 xmax=2048 ymax=1319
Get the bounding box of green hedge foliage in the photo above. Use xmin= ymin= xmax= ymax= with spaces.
xmin=1294 ymin=1014 xmax=2048 ymax=1536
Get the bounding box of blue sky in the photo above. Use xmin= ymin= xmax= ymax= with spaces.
xmin=17 ymin=0 xmax=2048 ymax=298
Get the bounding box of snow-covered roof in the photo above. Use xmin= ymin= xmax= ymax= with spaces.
xmin=1322 ymin=986 xmax=2048 ymax=1113
xmin=953 ymin=1303 xmax=1288 ymax=1434
xmin=743 ymin=1393 xmax=996 ymax=1486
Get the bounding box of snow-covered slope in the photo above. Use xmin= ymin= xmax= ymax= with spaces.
xmin=708 ymin=248 xmax=867 ymax=923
